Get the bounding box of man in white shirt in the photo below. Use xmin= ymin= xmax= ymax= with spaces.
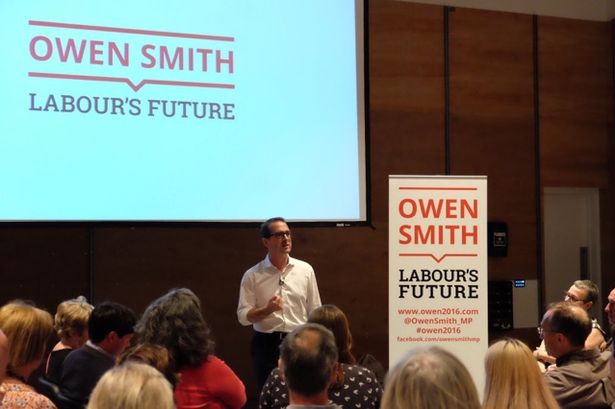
xmin=237 ymin=217 xmax=321 ymax=390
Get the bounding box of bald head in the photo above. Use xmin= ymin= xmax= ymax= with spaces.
xmin=0 ymin=330 xmax=9 ymax=382
xmin=543 ymin=302 xmax=592 ymax=348
xmin=279 ymin=323 xmax=338 ymax=398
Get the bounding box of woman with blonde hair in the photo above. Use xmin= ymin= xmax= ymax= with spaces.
xmin=0 ymin=300 xmax=57 ymax=409
xmin=382 ymin=346 xmax=480 ymax=409
xmin=87 ymin=362 xmax=174 ymax=409
xmin=45 ymin=296 xmax=94 ymax=384
xmin=483 ymin=338 xmax=559 ymax=409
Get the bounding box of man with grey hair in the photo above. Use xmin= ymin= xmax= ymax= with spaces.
xmin=540 ymin=302 xmax=615 ymax=408
xmin=278 ymin=323 xmax=339 ymax=409
xmin=535 ymin=280 xmax=606 ymax=367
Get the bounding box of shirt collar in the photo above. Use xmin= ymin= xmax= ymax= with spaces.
xmin=264 ymin=254 xmax=295 ymax=271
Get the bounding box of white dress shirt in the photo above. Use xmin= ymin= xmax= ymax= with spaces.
xmin=237 ymin=255 xmax=321 ymax=333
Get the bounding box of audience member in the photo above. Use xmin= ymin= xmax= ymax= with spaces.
xmin=540 ymin=301 xmax=615 ymax=408
xmin=60 ymin=301 xmax=136 ymax=406
xmin=117 ymin=343 xmax=178 ymax=389
xmin=534 ymin=280 xmax=606 ymax=366
xmin=86 ymin=362 xmax=174 ymax=409
xmin=0 ymin=301 xmax=57 ymax=409
xmin=136 ymin=288 xmax=246 ymax=409
xmin=278 ymin=323 xmax=339 ymax=409
xmin=483 ymin=338 xmax=559 ymax=409
xmin=382 ymin=346 xmax=480 ymax=409
xmin=260 ymin=304 xmax=381 ymax=409
xmin=45 ymin=296 xmax=94 ymax=384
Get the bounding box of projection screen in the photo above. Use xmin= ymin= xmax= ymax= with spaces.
xmin=0 ymin=0 xmax=367 ymax=222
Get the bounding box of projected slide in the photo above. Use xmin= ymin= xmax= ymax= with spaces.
xmin=0 ymin=0 xmax=366 ymax=222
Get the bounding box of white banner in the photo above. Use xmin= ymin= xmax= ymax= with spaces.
xmin=389 ymin=175 xmax=488 ymax=390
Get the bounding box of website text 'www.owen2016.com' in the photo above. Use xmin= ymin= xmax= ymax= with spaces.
xmin=395 ymin=307 xmax=481 ymax=342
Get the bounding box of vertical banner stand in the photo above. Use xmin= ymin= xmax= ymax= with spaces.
xmin=389 ymin=175 xmax=488 ymax=391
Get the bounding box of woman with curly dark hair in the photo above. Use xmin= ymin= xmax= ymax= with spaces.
xmin=135 ymin=288 xmax=246 ymax=409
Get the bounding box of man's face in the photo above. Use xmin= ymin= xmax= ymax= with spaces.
xmin=564 ymin=285 xmax=591 ymax=310
xmin=605 ymin=288 xmax=615 ymax=325
xmin=0 ymin=330 xmax=9 ymax=383
xmin=263 ymin=221 xmax=292 ymax=256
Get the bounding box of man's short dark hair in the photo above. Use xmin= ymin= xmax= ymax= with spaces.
xmin=89 ymin=302 xmax=137 ymax=343
xmin=546 ymin=302 xmax=592 ymax=348
xmin=260 ymin=217 xmax=287 ymax=238
xmin=573 ymin=280 xmax=599 ymax=304
xmin=280 ymin=323 xmax=338 ymax=397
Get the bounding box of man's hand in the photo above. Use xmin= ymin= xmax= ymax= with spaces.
xmin=266 ymin=295 xmax=283 ymax=312
xmin=246 ymin=295 xmax=283 ymax=323
xmin=534 ymin=347 xmax=556 ymax=365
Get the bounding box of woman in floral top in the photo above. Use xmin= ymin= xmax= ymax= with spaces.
xmin=259 ymin=305 xmax=382 ymax=409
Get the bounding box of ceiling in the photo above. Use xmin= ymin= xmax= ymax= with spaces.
xmin=400 ymin=0 xmax=615 ymax=21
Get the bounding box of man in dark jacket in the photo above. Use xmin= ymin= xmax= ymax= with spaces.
xmin=60 ymin=301 xmax=136 ymax=406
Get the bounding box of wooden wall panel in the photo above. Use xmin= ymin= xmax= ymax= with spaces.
xmin=0 ymin=226 xmax=90 ymax=311
xmin=540 ymin=17 xmax=613 ymax=187
xmin=601 ymin=166 xmax=615 ymax=308
xmin=600 ymin=27 xmax=615 ymax=301
xmin=449 ymin=8 xmax=537 ymax=279
xmin=370 ymin=1 xmax=445 ymax=222
xmin=90 ymin=226 xmax=261 ymax=395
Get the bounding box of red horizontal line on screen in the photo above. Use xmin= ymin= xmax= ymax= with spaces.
xmin=29 ymin=72 xmax=235 ymax=92
xmin=398 ymin=187 xmax=477 ymax=191
xmin=29 ymin=20 xmax=235 ymax=42
xmin=399 ymin=253 xmax=478 ymax=263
